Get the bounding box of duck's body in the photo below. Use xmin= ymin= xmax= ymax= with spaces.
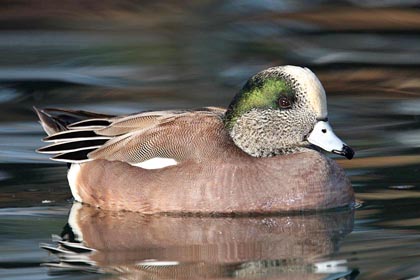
xmin=70 ymin=151 xmax=351 ymax=214
xmin=36 ymin=66 xmax=355 ymax=214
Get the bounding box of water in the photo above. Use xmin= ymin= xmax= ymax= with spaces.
xmin=1 ymin=1 xmax=420 ymax=279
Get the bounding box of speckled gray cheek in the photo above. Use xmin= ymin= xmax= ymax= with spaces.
xmin=230 ymin=107 xmax=317 ymax=157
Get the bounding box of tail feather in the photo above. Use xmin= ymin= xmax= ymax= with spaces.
xmin=37 ymin=139 xmax=109 ymax=154
xmin=68 ymin=119 xmax=111 ymax=129
xmin=40 ymin=108 xmax=114 ymax=123
xmin=34 ymin=107 xmax=67 ymax=136
xmin=43 ymin=130 xmax=108 ymax=142
xmin=35 ymin=107 xmax=115 ymax=163
xmin=34 ymin=107 xmax=115 ymax=135
xmin=52 ymin=148 xmax=99 ymax=163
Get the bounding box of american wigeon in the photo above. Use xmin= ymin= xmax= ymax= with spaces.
xmin=36 ymin=65 xmax=355 ymax=214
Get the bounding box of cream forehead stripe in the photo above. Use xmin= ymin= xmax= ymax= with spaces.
xmin=280 ymin=66 xmax=327 ymax=118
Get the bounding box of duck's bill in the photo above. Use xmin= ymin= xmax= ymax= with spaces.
xmin=307 ymin=121 xmax=354 ymax=160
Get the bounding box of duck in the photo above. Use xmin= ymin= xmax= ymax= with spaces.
xmin=35 ymin=65 xmax=355 ymax=214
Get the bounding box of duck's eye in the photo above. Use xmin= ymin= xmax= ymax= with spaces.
xmin=278 ymin=97 xmax=291 ymax=109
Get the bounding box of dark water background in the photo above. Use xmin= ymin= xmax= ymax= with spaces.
xmin=1 ymin=1 xmax=420 ymax=279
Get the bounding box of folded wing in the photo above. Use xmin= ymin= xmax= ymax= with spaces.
xmin=36 ymin=107 xmax=228 ymax=167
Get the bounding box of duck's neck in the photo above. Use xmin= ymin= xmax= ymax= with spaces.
xmin=223 ymin=111 xmax=312 ymax=158
xmin=230 ymin=133 xmax=311 ymax=158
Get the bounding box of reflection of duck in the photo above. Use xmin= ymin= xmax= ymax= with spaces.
xmin=42 ymin=203 xmax=357 ymax=279
xmin=36 ymin=65 xmax=354 ymax=213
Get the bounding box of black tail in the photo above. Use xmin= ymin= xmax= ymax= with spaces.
xmin=34 ymin=107 xmax=114 ymax=136
xmin=35 ymin=107 xmax=115 ymax=163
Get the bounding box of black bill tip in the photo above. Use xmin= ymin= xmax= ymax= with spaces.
xmin=332 ymin=145 xmax=355 ymax=160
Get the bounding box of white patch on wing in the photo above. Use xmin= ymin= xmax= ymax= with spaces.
xmin=68 ymin=163 xmax=83 ymax=202
xmin=132 ymin=157 xmax=178 ymax=169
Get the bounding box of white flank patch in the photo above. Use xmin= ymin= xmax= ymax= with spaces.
xmin=132 ymin=157 xmax=178 ymax=169
xmin=68 ymin=164 xmax=83 ymax=202
xmin=68 ymin=202 xmax=84 ymax=242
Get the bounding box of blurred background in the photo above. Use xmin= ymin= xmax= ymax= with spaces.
xmin=1 ymin=1 xmax=420 ymax=279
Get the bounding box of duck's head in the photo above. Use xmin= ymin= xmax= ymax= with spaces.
xmin=224 ymin=65 xmax=354 ymax=159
